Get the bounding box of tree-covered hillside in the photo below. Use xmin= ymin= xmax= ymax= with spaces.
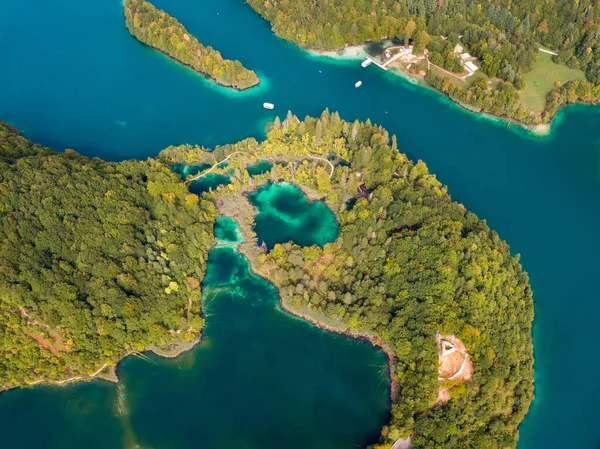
xmin=124 ymin=0 xmax=260 ymax=90
xmin=159 ymin=110 xmax=535 ymax=449
xmin=0 ymin=122 xmax=216 ymax=389
xmin=248 ymin=0 xmax=600 ymax=121
xmin=0 ymin=110 xmax=534 ymax=448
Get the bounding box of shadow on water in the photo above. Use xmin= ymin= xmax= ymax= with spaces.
xmin=0 ymin=382 xmax=125 ymax=449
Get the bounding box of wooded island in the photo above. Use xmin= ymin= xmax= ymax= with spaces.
xmin=124 ymin=0 xmax=259 ymax=90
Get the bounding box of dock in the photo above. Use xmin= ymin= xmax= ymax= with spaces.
xmin=362 ymin=57 xmax=388 ymax=71
xmin=362 ymin=50 xmax=408 ymax=71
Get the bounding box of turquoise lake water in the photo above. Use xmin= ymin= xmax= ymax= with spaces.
xmin=246 ymin=161 xmax=274 ymax=177
xmin=0 ymin=219 xmax=390 ymax=449
xmin=171 ymin=163 xmax=232 ymax=194
xmin=2 ymin=0 xmax=600 ymax=447
xmin=117 ymin=241 xmax=389 ymax=449
xmin=214 ymin=216 xmax=243 ymax=243
xmin=248 ymin=182 xmax=339 ymax=249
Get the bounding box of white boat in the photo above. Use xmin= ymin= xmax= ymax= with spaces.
xmin=361 ymin=59 xmax=372 ymax=67
xmin=263 ymin=102 xmax=275 ymax=110
xmin=355 ymin=81 xmax=362 ymax=88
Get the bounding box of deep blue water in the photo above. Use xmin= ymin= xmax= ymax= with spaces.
xmin=2 ymin=0 xmax=600 ymax=447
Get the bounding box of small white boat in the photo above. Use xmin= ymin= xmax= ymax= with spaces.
xmin=263 ymin=102 xmax=274 ymax=110
xmin=361 ymin=59 xmax=372 ymax=67
xmin=355 ymin=81 xmax=362 ymax=88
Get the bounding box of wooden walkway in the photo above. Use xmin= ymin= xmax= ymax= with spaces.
xmin=363 ymin=48 xmax=420 ymax=72
xmin=363 ymin=57 xmax=388 ymax=71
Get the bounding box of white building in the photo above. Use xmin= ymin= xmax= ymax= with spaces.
xmin=464 ymin=61 xmax=478 ymax=73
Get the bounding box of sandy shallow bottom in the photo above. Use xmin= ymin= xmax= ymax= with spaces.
xmin=307 ymin=44 xmax=370 ymax=61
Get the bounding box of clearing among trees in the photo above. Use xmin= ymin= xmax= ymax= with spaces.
xmin=436 ymin=333 xmax=473 ymax=406
xmin=437 ymin=333 xmax=472 ymax=381
xmin=520 ymin=51 xmax=586 ymax=113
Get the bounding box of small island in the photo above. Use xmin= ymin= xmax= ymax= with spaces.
xmin=123 ymin=0 xmax=260 ymax=90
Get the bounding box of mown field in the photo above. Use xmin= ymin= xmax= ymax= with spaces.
xmin=520 ymin=51 xmax=586 ymax=113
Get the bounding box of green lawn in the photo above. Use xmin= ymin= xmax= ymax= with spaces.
xmin=520 ymin=51 xmax=586 ymax=113
xmin=429 ymin=64 xmax=494 ymax=89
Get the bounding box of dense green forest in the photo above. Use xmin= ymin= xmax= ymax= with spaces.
xmin=0 ymin=122 xmax=216 ymax=389
xmin=1 ymin=111 xmax=533 ymax=447
xmin=247 ymin=0 xmax=600 ymax=122
xmin=159 ymin=110 xmax=534 ymax=449
xmin=124 ymin=0 xmax=259 ymax=90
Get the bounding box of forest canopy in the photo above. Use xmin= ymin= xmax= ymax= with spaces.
xmin=247 ymin=0 xmax=600 ymax=122
xmin=124 ymin=0 xmax=260 ymax=90
xmin=159 ymin=110 xmax=535 ymax=449
xmin=0 ymin=111 xmax=534 ymax=448
xmin=0 ymin=122 xmax=216 ymax=389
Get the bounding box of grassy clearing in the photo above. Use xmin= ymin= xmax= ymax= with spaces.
xmin=520 ymin=52 xmax=586 ymax=113
xmin=429 ymin=65 xmax=469 ymax=87
xmin=429 ymin=64 xmax=492 ymax=89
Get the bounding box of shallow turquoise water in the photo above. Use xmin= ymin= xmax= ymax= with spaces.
xmin=214 ymin=215 xmax=242 ymax=243
xmin=246 ymin=161 xmax=274 ymax=176
xmin=171 ymin=163 xmax=211 ymax=179
xmin=188 ymin=173 xmax=231 ymax=195
xmin=248 ymin=182 xmax=339 ymax=249
xmin=171 ymin=163 xmax=231 ymax=194
xmin=1 ymin=0 xmax=600 ymax=447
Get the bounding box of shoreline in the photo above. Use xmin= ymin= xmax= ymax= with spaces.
xmin=306 ymin=44 xmax=370 ymax=61
xmin=123 ymin=0 xmax=260 ymax=92
xmin=280 ymin=300 xmax=399 ymax=401
xmin=0 ymin=332 xmax=204 ymax=393
xmin=236 ymin=240 xmax=400 ymax=402
xmin=139 ymin=42 xmax=260 ymax=92
xmin=210 ymin=180 xmax=399 ymax=402
xmin=308 ymin=43 xmax=552 ymax=136
xmin=223 ymin=203 xmax=399 ymax=402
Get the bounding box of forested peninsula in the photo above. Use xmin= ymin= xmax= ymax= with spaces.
xmin=1 ymin=111 xmax=533 ymax=448
xmin=0 ymin=121 xmax=216 ymax=389
xmin=160 ymin=110 xmax=534 ymax=449
xmin=123 ymin=0 xmax=259 ymax=90
xmin=247 ymin=0 xmax=600 ymax=125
